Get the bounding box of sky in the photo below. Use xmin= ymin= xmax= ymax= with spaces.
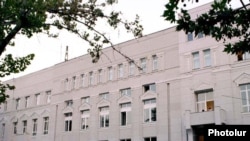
xmin=2 ymin=0 xmax=246 ymax=81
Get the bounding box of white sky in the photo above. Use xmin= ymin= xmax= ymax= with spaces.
xmin=2 ymin=0 xmax=246 ymax=81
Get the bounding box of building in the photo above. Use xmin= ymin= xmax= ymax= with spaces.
xmin=1 ymin=2 xmax=250 ymax=141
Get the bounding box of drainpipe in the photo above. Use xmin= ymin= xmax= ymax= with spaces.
xmin=54 ymin=105 xmax=58 ymax=141
xmin=167 ymin=83 xmax=171 ymax=141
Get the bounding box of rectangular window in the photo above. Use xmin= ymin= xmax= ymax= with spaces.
xmin=35 ymin=93 xmax=40 ymax=105
xmin=140 ymin=58 xmax=147 ymax=73
xmin=108 ymin=67 xmax=113 ymax=81
xmin=81 ymin=74 xmax=85 ymax=87
xmin=129 ymin=61 xmax=135 ymax=76
xmin=32 ymin=119 xmax=37 ymax=136
xmin=144 ymin=99 xmax=157 ymax=123
xmin=2 ymin=123 xmax=5 ymax=137
xmin=13 ymin=122 xmax=17 ymax=134
xmin=98 ymin=69 xmax=103 ymax=83
xmin=144 ymin=83 xmax=156 ymax=92
xmin=197 ymin=32 xmax=204 ymax=39
xmin=43 ymin=117 xmax=49 ymax=134
xmin=46 ymin=90 xmax=51 ymax=104
xmin=65 ymin=113 xmax=72 ymax=132
xmin=203 ymin=49 xmax=211 ymax=67
xmin=81 ymin=110 xmax=90 ymax=130
xmin=100 ymin=107 xmax=109 ymax=128
xmin=65 ymin=100 xmax=73 ymax=107
xmin=118 ymin=64 xmax=124 ymax=78
xmin=120 ymin=103 xmax=131 ymax=126
xmin=187 ymin=32 xmax=193 ymax=41
xmin=192 ymin=52 xmax=200 ymax=69
xmin=240 ymin=84 xmax=250 ymax=112
xmin=72 ymin=76 xmax=76 ymax=89
xmin=25 ymin=96 xmax=29 ymax=108
xmin=4 ymin=101 xmax=7 ymax=111
xmin=22 ymin=120 xmax=27 ymax=134
xmin=196 ymin=89 xmax=214 ymax=112
xmin=120 ymin=139 xmax=131 ymax=141
xmin=16 ymin=98 xmax=20 ymax=110
xmin=99 ymin=92 xmax=109 ymax=100
xmin=120 ymin=88 xmax=131 ymax=97
xmin=152 ymin=55 xmax=158 ymax=71
xmin=81 ymin=96 xmax=90 ymax=104
xmin=89 ymin=72 xmax=94 ymax=85
xmin=243 ymin=52 xmax=250 ymax=60
xmin=144 ymin=137 xmax=157 ymax=141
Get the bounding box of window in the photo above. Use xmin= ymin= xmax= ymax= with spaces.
xmin=196 ymin=89 xmax=214 ymax=112
xmin=120 ymin=103 xmax=131 ymax=126
xmin=152 ymin=55 xmax=158 ymax=71
xmin=25 ymin=96 xmax=29 ymax=108
xmin=108 ymin=67 xmax=113 ymax=81
xmin=13 ymin=122 xmax=17 ymax=134
xmin=22 ymin=120 xmax=27 ymax=134
xmin=81 ymin=96 xmax=90 ymax=104
xmin=65 ymin=78 xmax=69 ymax=90
xmin=120 ymin=139 xmax=131 ymax=141
xmin=144 ymin=83 xmax=156 ymax=92
xmin=81 ymin=74 xmax=85 ymax=87
xmin=118 ymin=64 xmax=124 ymax=78
xmin=99 ymin=92 xmax=109 ymax=100
xmin=32 ymin=119 xmax=37 ymax=136
xmin=129 ymin=61 xmax=135 ymax=76
xmin=140 ymin=58 xmax=147 ymax=73
xmin=35 ymin=93 xmax=40 ymax=105
xmin=100 ymin=107 xmax=109 ymax=128
xmin=1 ymin=124 xmax=5 ymax=137
xmin=144 ymin=99 xmax=157 ymax=123
xmin=3 ymin=101 xmax=7 ymax=111
xmin=120 ymin=88 xmax=131 ymax=97
xmin=65 ymin=113 xmax=73 ymax=132
xmin=46 ymin=90 xmax=51 ymax=104
xmin=98 ymin=69 xmax=103 ymax=83
xmin=203 ymin=49 xmax=211 ymax=67
xmin=72 ymin=76 xmax=76 ymax=88
xmin=43 ymin=117 xmax=49 ymax=134
xmin=144 ymin=137 xmax=157 ymax=141
xmin=16 ymin=98 xmax=20 ymax=110
xmin=89 ymin=72 xmax=94 ymax=85
xmin=240 ymin=84 xmax=250 ymax=112
xmin=192 ymin=52 xmax=200 ymax=69
xmin=243 ymin=52 xmax=250 ymax=60
xmin=81 ymin=110 xmax=90 ymax=130
xmin=65 ymin=100 xmax=73 ymax=107
xmin=187 ymin=32 xmax=193 ymax=41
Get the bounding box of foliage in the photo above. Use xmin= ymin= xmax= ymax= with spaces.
xmin=0 ymin=0 xmax=143 ymax=103
xmin=163 ymin=0 xmax=250 ymax=57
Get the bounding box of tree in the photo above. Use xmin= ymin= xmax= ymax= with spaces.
xmin=0 ymin=0 xmax=143 ymax=103
xmin=163 ymin=0 xmax=250 ymax=60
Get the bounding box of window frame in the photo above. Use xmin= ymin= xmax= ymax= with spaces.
xmin=143 ymin=99 xmax=157 ymax=123
xmin=81 ymin=110 xmax=90 ymax=130
xmin=195 ymin=89 xmax=214 ymax=112
xmin=240 ymin=83 xmax=250 ymax=112
xmin=43 ymin=117 xmax=49 ymax=134
xmin=64 ymin=113 xmax=73 ymax=132
xmin=120 ymin=103 xmax=131 ymax=126
xmin=32 ymin=119 xmax=38 ymax=136
xmin=99 ymin=107 xmax=109 ymax=128
xmin=192 ymin=52 xmax=200 ymax=69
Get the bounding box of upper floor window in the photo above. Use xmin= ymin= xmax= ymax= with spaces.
xmin=16 ymin=98 xmax=20 ymax=110
xmin=192 ymin=52 xmax=200 ymax=69
xmin=108 ymin=67 xmax=113 ymax=81
xmin=120 ymin=88 xmax=131 ymax=97
xmin=140 ymin=58 xmax=147 ymax=73
xmin=144 ymin=137 xmax=157 ymax=141
xmin=65 ymin=100 xmax=73 ymax=107
xmin=3 ymin=101 xmax=7 ymax=111
xmin=35 ymin=93 xmax=40 ymax=106
xmin=43 ymin=117 xmax=49 ymax=134
xmin=129 ymin=61 xmax=135 ymax=76
xmin=144 ymin=83 xmax=156 ymax=92
xmin=143 ymin=99 xmax=157 ymax=123
xmin=81 ymin=74 xmax=85 ymax=87
xmin=240 ymin=83 xmax=250 ymax=112
xmin=196 ymin=89 xmax=214 ymax=112
xmin=22 ymin=120 xmax=27 ymax=134
xmin=120 ymin=103 xmax=131 ymax=126
xmin=121 ymin=139 xmax=131 ymax=141
xmin=13 ymin=122 xmax=17 ymax=134
xmin=81 ymin=110 xmax=90 ymax=130
xmin=152 ymin=55 xmax=158 ymax=71
xmin=118 ymin=64 xmax=124 ymax=78
xmin=25 ymin=96 xmax=29 ymax=108
xmin=89 ymin=72 xmax=94 ymax=85
xmin=197 ymin=32 xmax=204 ymax=39
xmin=65 ymin=113 xmax=72 ymax=132
xmin=100 ymin=107 xmax=109 ymax=128
xmin=32 ymin=119 xmax=37 ymax=136
xmin=72 ymin=76 xmax=76 ymax=89
xmin=2 ymin=123 xmax=5 ymax=138
xmin=46 ymin=90 xmax=51 ymax=104
xmin=203 ymin=49 xmax=211 ymax=67
xmin=99 ymin=92 xmax=109 ymax=100
xmin=98 ymin=69 xmax=103 ymax=83
xmin=81 ymin=96 xmax=90 ymax=104
xmin=187 ymin=32 xmax=193 ymax=41
xmin=243 ymin=52 xmax=250 ymax=60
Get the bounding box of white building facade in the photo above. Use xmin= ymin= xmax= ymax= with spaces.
xmin=1 ymin=3 xmax=250 ymax=141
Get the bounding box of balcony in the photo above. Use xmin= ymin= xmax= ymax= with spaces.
xmin=184 ymin=106 xmax=226 ymax=129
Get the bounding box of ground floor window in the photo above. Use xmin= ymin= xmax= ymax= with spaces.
xmin=144 ymin=137 xmax=157 ymax=141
